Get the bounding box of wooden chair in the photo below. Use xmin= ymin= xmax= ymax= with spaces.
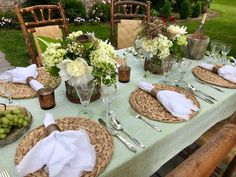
xmin=15 ymin=2 xmax=68 ymax=67
xmin=110 ymin=0 xmax=151 ymax=48
xmin=166 ymin=114 xmax=236 ymax=177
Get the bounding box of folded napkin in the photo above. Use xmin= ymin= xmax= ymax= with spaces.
xmin=199 ymin=63 xmax=236 ymax=83
xmin=0 ymin=64 xmax=44 ymax=91
xmin=138 ymin=82 xmax=199 ymax=120
xmin=16 ymin=113 xmax=96 ymax=177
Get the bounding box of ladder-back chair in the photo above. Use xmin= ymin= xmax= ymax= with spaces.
xmin=111 ymin=0 xmax=151 ymax=48
xmin=15 ymin=2 xmax=68 ymax=66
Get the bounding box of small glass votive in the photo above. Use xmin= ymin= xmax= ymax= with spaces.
xmin=118 ymin=66 xmax=131 ymax=83
xmin=38 ymin=88 xmax=56 ymax=110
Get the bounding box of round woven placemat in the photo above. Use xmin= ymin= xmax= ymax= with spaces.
xmin=129 ymin=84 xmax=200 ymax=123
xmin=15 ymin=117 xmax=113 ymax=177
xmin=192 ymin=66 xmax=236 ymax=89
xmin=0 ymin=67 xmax=61 ymax=99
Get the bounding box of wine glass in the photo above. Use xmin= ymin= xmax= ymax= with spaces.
xmin=221 ymin=43 xmax=232 ymax=64
xmin=74 ymin=80 xmax=94 ymax=116
xmin=208 ymin=41 xmax=221 ymax=64
xmin=161 ymin=58 xmax=174 ymax=84
xmin=0 ymin=73 xmax=18 ymax=105
xmin=100 ymin=84 xmax=117 ymax=118
xmin=176 ymin=59 xmax=192 ymax=83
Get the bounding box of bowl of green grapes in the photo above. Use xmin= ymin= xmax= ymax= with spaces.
xmin=0 ymin=104 xmax=32 ymax=147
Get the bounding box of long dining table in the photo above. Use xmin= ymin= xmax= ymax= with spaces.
xmin=0 ymin=48 xmax=236 ymax=177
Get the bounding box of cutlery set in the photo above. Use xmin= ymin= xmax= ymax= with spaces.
xmin=99 ymin=115 xmax=162 ymax=152
xmin=0 ymin=167 xmax=10 ymax=177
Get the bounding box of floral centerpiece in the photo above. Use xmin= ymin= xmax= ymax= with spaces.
xmin=134 ymin=19 xmax=188 ymax=74
xmin=40 ymin=31 xmax=117 ymax=102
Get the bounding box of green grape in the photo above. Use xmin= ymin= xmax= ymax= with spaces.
xmin=5 ymin=114 xmax=13 ymax=119
xmin=24 ymin=116 xmax=30 ymax=122
xmin=8 ymin=120 xmax=13 ymax=126
xmin=22 ymin=121 xmax=28 ymax=127
xmin=12 ymin=109 xmax=21 ymax=115
xmin=18 ymin=124 xmax=23 ymax=128
xmin=4 ymin=128 xmax=10 ymax=134
xmin=18 ymin=113 xmax=25 ymax=119
xmin=2 ymin=117 xmax=9 ymax=125
xmin=0 ymin=128 xmax=4 ymax=134
xmin=2 ymin=110 xmax=10 ymax=115
xmin=18 ymin=118 xmax=24 ymax=125
xmin=0 ymin=133 xmax=6 ymax=139
xmin=13 ymin=116 xmax=19 ymax=123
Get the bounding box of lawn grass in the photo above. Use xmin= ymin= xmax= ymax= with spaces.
xmin=180 ymin=0 xmax=236 ymax=57
xmin=0 ymin=0 xmax=235 ymax=66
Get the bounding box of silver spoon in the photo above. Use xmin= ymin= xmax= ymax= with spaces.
xmin=98 ymin=118 xmax=137 ymax=153
xmin=111 ymin=117 xmax=145 ymax=148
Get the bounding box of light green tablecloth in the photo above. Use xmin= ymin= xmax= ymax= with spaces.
xmin=1 ymin=50 xmax=236 ymax=177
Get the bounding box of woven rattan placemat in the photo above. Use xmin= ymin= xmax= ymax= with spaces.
xmin=129 ymin=84 xmax=200 ymax=123
xmin=15 ymin=117 xmax=113 ymax=177
xmin=192 ymin=66 xmax=236 ymax=89
xmin=0 ymin=68 xmax=61 ymax=99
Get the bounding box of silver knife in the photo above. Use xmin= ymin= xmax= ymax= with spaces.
xmin=187 ymin=83 xmax=217 ymax=101
xmin=175 ymin=84 xmax=214 ymax=104
xmin=195 ymin=77 xmax=224 ymax=92
xmin=98 ymin=118 xmax=137 ymax=153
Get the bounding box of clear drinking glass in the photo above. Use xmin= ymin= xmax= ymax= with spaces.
xmin=0 ymin=74 xmax=17 ymax=105
xmin=221 ymin=43 xmax=232 ymax=64
xmin=161 ymin=58 xmax=174 ymax=84
xmin=177 ymin=59 xmax=192 ymax=83
xmin=100 ymin=84 xmax=117 ymax=118
xmin=74 ymin=81 xmax=95 ymax=116
xmin=208 ymin=41 xmax=221 ymax=64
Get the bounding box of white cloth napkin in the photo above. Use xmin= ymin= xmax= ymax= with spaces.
xmin=0 ymin=64 xmax=44 ymax=91
xmin=16 ymin=113 xmax=96 ymax=177
xmin=199 ymin=63 xmax=236 ymax=83
xmin=138 ymin=82 xmax=199 ymax=120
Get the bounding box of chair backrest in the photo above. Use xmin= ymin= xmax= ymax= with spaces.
xmin=111 ymin=0 xmax=151 ymax=48
xmin=15 ymin=2 xmax=68 ymax=66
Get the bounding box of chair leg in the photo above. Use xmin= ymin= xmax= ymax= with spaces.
xmin=222 ymin=155 xmax=236 ymax=177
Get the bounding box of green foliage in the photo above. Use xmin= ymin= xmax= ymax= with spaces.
xmin=192 ymin=2 xmax=202 ymax=17
xmin=0 ymin=10 xmax=19 ymax=29
xmin=160 ymin=0 xmax=172 ymax=20
xmin=151 ymin=9 xmax=158 ymax=17
xmin=37 ymin=36 xmax=62 ymax=53
xmin=151 ymin=0 xmax=165 ymax=11
xmin=89 ymin=1 xmax=110 ymax=22
xmin=23 ymin=0 xmax=59 ymax=6
xmin=61 ymin=0 xmax=86 ymax=20
xmin=180 ymin=0 xmax=192 ymax=19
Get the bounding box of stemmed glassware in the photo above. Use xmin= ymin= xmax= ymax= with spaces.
xmin=74 ymin=80 xmax=95 ymax=116
xmin=176 ymin=59 xmax=192 ymax=83
xmin=0 ymin=74 xmax=18 ymax=105
xmin=221 ymin=43 xmax=232 ymax=64
xmin=100 ymin=84 xmax=117 ymax=118
xmin=208 ymin=41 xmax=221 ymax=64
xmin=161 ymin=58 xmax=174 ymax=84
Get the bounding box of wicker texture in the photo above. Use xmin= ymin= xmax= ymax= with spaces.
xmin=193 ymin=66 xmax=236 ymax=89
xmin=15 ymin=117 xmax=113 ymax=177
xmin=0 ymin=68 xmax=60 ymax=99
xmin=0 ymin=106 xmax=32 ymax=147
xmin=129 ymin=84 xmax=200 ymax=123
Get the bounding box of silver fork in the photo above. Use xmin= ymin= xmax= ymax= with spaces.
xmin=135 ymin=114 xmax=162 ymax=132
xmin=0 ymin=167 xmax=10 ymax=177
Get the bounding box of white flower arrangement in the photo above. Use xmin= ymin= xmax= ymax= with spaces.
xmin=135 ymin=19 xmax=188 ymax=61
xmin=41 ymin=31 xmax=117 ymax=86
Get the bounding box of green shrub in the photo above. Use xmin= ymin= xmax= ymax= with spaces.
xmin=89 ymin=1 xmax=110 ymax=22
xmin=151 ymin=0 xmax=165 ymax=11
xmin=180 ymin=0 xmax=192 ymax=19
xmin=151 ymin=9 xmax=158 ymax=17
xmin=192 ymin=2 xmax=202 ymax=17
xmin=160 ymin=0 xmax=172 ymax=20
xmin=23 ymin=0 xmax=59 ymax=6
xmin=61 ymin=0 xmax=86 ymax=20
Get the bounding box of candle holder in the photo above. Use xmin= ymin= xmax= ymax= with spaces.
xmin=38 ymin=88 xmax=56 ymax=110
xmin=118 ymin=66 xmax=131 ymax=83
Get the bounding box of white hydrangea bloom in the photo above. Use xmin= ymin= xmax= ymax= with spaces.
xmin=42 ymin=43 xmax=67 ymax=68
xmin=67 ymin=31 xmax=83 ymax=41
xmin=90 ymin=40 xmax=116 ymax=68
xmin=167 ymin=25 xmax=187 ymax=39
